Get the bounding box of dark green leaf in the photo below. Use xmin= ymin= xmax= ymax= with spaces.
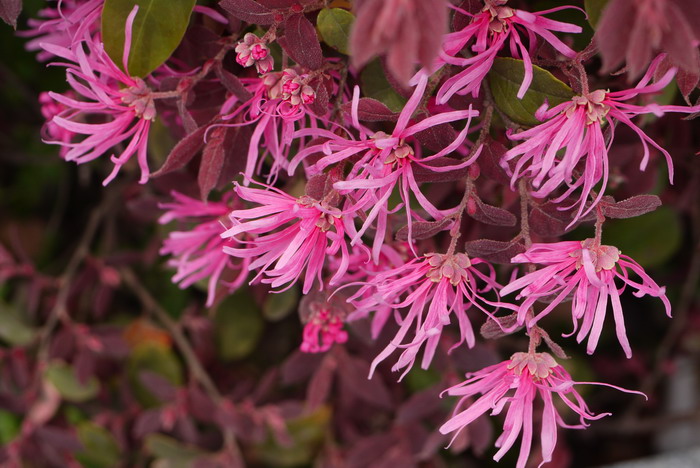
xmin=145 ymin=433 xmax=204 ymax=466
xmin=488 ymin=57 xmax=574 ymax=126
xmin=602 ymin=206 xmax=682 ymax=268
xmin=0 ymin=409 xmax=20 ymax=445
xmin=584 ymin=0 xmax=609 ymax=28
xmin=127 ymin=343 xmax=183 ymax=407
xmin=102 ymin=0 xmax=196 ymax=77
xmin=214 ymin=290 xmax=264 ymax=360
xmin=45 ymin=362 xmax=100 ymax=403
xmin=0 ymin=302 xmax=35 ymax=346
xmin=360 ymin=60 xmax=407 ymax=113
xmin=75 ymin=423 xmax=121 ymax=468
xmin=316 ymin=8 xmax=354 ymax=55
xmin=263 ymin=286 xmax=299 ymax=322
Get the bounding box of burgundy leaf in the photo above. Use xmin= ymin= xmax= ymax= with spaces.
xmin=153 ymin=125 xmax=208 ymax=177
xmin=480 ymin=313 xmax=520 ymax=339
xmin=217 ymin=124 xmax=251 ymax=189
xmin=306 ymin=355 xmax=336 ymax=411
xmin=395 ymin=387 xmax=441 ymax=424
xmin=600 ymin=194 xmax=661 ymax=219
xmin=478 ymin=138 xmax=511 ymax=185
xmin=198 ymin=126 xmax=227 ymax=199
xmin=336 ymin=351 xmax=392 ymax=409
xmin=529 ymin=201 xmax=576 ymax=237
xmin=177 ymin=97 xmax=199 ymax=135
xmin=413 ymin=121 xmax=457 ymax=153
xmin=139 ymin=371 xmax=177 ymax=402
xmin=465 ymin=239 xmax=525 ymax=264
xmin=596 ymin=0 xmax=639 ymax=74
xmin=216 ymin=64 xmax=253 ymax=101
xmin=412 ymin=156 xmax=471 ymax=182
xmin=341 ymin=98 xmax=399 ymax=122
xmin=306 ymin=76 xmax=330 ymax=116
xmin=452 ymin=0 xmax=481 ymax=31
xmin=219 ymin=0 xmax=275 ymax=25
xmin=0 ymin=0 xmax=21 ymax=28
xmin=469 ymin=197 xmax=516 ymax=227
xmin=304 ymin=173 xmax=328 ymax=200
xmin=395 ymin=218 xmax=453 ymax=241
xmin=279 ymin=14 xmax=324 ymax=70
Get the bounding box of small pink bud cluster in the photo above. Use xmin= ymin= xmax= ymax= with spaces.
xmin=280 ymin=69 xmax=316 ymax=107
xmin=235 ymin=32 xmax=274 ymax=74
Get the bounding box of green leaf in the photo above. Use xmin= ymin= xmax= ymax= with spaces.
xmin=102 ymin=0 xmax=196 ymax=77
xmin=127 ymin=343 xmax=183 ymax=407
xmin=0 ymin=303 xmax=35 ymax=346
xmin=584 ymin=0 xmax=609 ymax=28
xmin=360 ymin=60 xmax=407 ymax=113
xmin=214 ymin=290 xmax=264 ymax=361
xmin=602 ymin=206 xmax=682 ymax=269
xmin=263 ymin=286 xmax=299 ymax=322
xmin=75 ymin=423 xmax=121 ymax=468
xmin=0 ymin=409 xmax=20 ymax=445
xmin=145 ymin=434 xmax=204 ymax=468
xmin=45 ymin=362 xmax=100 ymax=403
xmin=316 ymin=8 xmax=354 ymax=55
xmin=488 ymin=57 xmax=574 ymax=126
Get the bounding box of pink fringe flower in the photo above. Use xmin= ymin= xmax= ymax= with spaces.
xmin=44 ymin=6 xmax=156 ymax=185
xmin=289 ymin=74 xmax=479 ymax=261
xmin=235 ymin=33 xmax=274 ymax=74
xmin=221 ymin=182 xmax=351 ymax=294
xmin=159 ymin=192 xmax=248 ymax=307
xmin=350 ymin=252 xmax=509 ymax=379
xmin=298 ymin=291 xmax=350 ymax=353
xmin=440 ymin=351 xmax=642 ymax=468
xmin=500 ymin=239 xmax=672 ymax=358
xmin=502 ymin=55 xmax=700 ymax=222
xmin=219 ymin=68 xmax=324 ymax=184
xmin=435 ymin=0 xmax=582 ymax=103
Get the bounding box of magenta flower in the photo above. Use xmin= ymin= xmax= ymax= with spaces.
xmin=219 ymin=67 xmax=324 ymax=184
xmin=159 ymin=192 xmax=248 ymax=307
xmin=298 ymin=291 xmax=350 ymax=353
xmin=503 ymin=55 xmax=700 ymax=222
xmin=500 ymin=239 xmax=672 ymax=358
xmin=440 ymin=352 xmax=641 ymax=468
xmin=435 ymin=1 xmax=582 ymax=103
xmin=289 ymin=75 xmax=479 ymax=261
xmin=44 ymin=6 xmax=156 ymax=185
xmin=350 ymin=252 xmax=509 ymax=379
xmin=221 ymin=182 xmax=351 ymax=294
xmin=235 ymin=33 xmax=274 ymax=74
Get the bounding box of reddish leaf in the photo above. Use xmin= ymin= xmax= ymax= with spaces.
xmin=341 ymin=98 xmax=399 ymax=122
xmin=198 ymin=126 xmax=227 ymax=199
xmin=306 ymin=76 xmax=330 ymax=116
xmin=478 ymin=138 xmax=511 ymax=185
xmin=0 ymin=0 xmax=21 ymax=28
xmin=395 ymin=218 xmax=453 ymax=241
xmin=153 ymin=125 xmax=208 ymax=177
xmin=219 ymin=0 xmax=275 ymax=25
xmin=600 ymin=194 xmax=661 ymax=219
xmin=336 ymin=351 xmax=392 ymax=409
xmin=304 ymin=173 xmax=328 ymax=200
xmin=465 ymin=239 xmax=525 ymax=264
xmin=413 ymin=121 xmax=457 ymax=153
xmin=469 ymin=197 xmax=516 ymax=227
xmin=529 ymin=200 xmax=576 ymax=237
xmin=412 ymin=157 xmax=471 ymax=182
xmin=279 ymin=14 xmax=324 ymax=70
xmin=139 ymin=371 xmax=177 ymax=402
xmin=217 ymin=125 xmax=251 ymax=189
xmin=306 ymin=354 xmax=336 ymax=411
xmin=480 ymin=313 xmax=519 ymax=339
xmin=216 ymin=64 xmax=253 ymax=101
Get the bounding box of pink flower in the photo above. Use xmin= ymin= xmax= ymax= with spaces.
xmin=500 ymin=239 xmax=672 ymax=358
xmin=350 ymin=252 xmax=509 ymax=379
xmin=298 ymin=291 xmax=350 ymax=353
xmin=235 ymin=33 xmax=274 ymax=74
xmin=219 ymin=68 xmax=325 ymax=184
xmin=440 ymin=352 xmax=641 ymax=468
xmin=435 ymin=1 xmax=582 ymax=103
xmin=221 ymin=182 xmax=351 ymax=294
xmin=19 ymin=0 xmax=103 ymax=61
xmin=159 ymin=192 xmax=248 ymax=307
xmin=289 ymin=74 xmax=479 ymax=261
xmin=502 ymin=55 xmax=700 ymax=222
xmin=44 ymin=6 xmax=155 ymax=185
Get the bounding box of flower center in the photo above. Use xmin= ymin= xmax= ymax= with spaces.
xmin=121 ymin=79 xmax=156 ymax=120
xmin=508 ymin=352 xmax=558 ymax=379
xmin=482 ymin=0 xmax=514 ymax=34
xmin=567 ymin=89 xmax=610 ymax=125
xmin=384 ymin=142 xmax=414 ymax=165
xmin=425 ymin=252 xmax=472 ymax=286
xmin=571 ymin=238 xmax=620 ymax=272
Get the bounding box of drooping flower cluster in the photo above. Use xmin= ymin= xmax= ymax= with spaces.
xmin=235 ymin=32 xmax=274 ymax=74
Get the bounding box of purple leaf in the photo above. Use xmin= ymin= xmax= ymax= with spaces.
xmin=596 ymin=0 xmax=637 ymax=74
xmin=306 ymin=355 xmax=336 ymax=411
xmin=600 ymin=194 xmax=662 ymax=219
xmin=216 ymin=125 xmax=251 ymax=189
xmin=306 ymin=76 xmax=330 ymax=116
xmin=304 ymin=173 xmax=328 ymax=200
xmin=139 ymin=371 xmax=177 ymax=402
xmin=279 ymin=14 xmax=324 ymax=70
xmin=341 ymin=98 xmax=399 ymax=122
xmin=395 ymin=218 xmax=453 ymax=241
xmin=478 ymin=138 xmax=511 ymax=185
xmin=219 ymin=0 xmax=275 ymax=25
xmin=216 ymin=65 xmax=253 ymax=101
xmin=177 ymin=99 xmax=199 ymax=135
xmin=469 ymin=197 xmax=516 ymax=227
xmin=336 ymin=351 xmax=392 ymax=409
xmin=529 ymin=200 xmax=576 ymax=237
xmin=0 ymin=0 xmax=22 ymax=29
xmin=465 ymin=239 xmax=525 ymax=264
xmin=413 ymin=121 xmax=457 ymax=153
xmin=153 ymin=125 xmax=208 ymax=177
xmin=480 ymin=313 xmax=519 ymax=339
xmin=198 ymin=126 xmax=227 ymax=199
